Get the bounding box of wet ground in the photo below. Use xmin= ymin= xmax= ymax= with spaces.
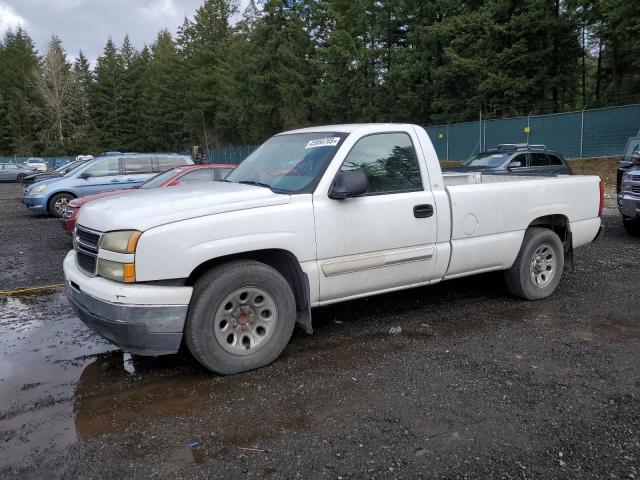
xmin=1 ymin=182 xmax=639 ymax=479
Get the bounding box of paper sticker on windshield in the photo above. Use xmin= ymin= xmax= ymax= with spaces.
xmin=305 ymin=137 xmax=341 ymax=149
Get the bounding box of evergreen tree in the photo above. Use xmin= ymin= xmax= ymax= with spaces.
xmin=0 ymin=27 xmax=40 ymax=155
xmin=182 ymin=0 xmax=237 ymax=146
xmin=143 ymin=30 xmax=187 ymax=151
xmin=243 ymin=0 xmax=315 ymax=141
xmin=90 ymin=38 xmax=125 ymax=150
xmin=118 ymin=35 xmax=149 ymax=151
xmin=73 ymin=51 xmax=94 ymax=151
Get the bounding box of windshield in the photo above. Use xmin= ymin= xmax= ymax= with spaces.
xmin=55 ymin=160 xmax=81 ymax=173
xmin=623 ymin=138 xmax=640 ymax=162
xmin=225 ymin=132 xmax=348 ymax=193
xmin=64 ymin=161 xmax=93 ymax=177
xmin=462 ymin=152 xmax=511 ymax=167
xmin=140 ymin=168 xmax=184 ymax=189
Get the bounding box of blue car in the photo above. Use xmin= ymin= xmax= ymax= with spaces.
xmin=22 ymin=153 xmax=193 ymax=217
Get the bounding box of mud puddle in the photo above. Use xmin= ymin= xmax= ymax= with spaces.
xmin=0 ymin=292 xmax=324 ymax=469
xmin=574 ymin=314 xmax=640 ymax=342
xmin=0 ymin=292 xmax=115 ymax=466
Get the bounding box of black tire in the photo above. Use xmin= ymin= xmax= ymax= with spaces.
xmin=48 ymin=192 xmax=75 ymax=218
xmin=504 ymin=227 xmax=564 ymax=300
xmin=17 ymin=174 xmax=26 ymax=183
xmin=185 ymin=260 xmax=296 ymax=374
xmin=622 ymin=217 xmax=640 ymax=236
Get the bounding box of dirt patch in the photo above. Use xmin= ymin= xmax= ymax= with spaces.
xmin=569 ymin=156 xmax=620 ymax=186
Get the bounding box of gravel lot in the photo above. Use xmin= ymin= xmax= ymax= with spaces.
xmin=0 ymin=181 xmax=639 ymax=479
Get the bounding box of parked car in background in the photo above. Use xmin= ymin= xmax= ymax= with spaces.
xmin=62 ymin=164 xmax=236 ymax=234
xmin=22 ymin=159 xmax=91 ymax=186
xmin=618 ymin=165 xmax=640 ymax=235
xmin=22 ymin=153 xmax=193 ymax=217
xmin=0 ymin=163 xmax=34 ymax=182
xmin=445 ymin=144 xmax=572 ymax=175
xmin=617 ymin=138 xmax=640 ymax=193
xmin=23 ymin=157 xmax=48 ymax=172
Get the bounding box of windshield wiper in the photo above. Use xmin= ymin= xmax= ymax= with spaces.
xmin=236 ymin=180 xmax=288 ymax=194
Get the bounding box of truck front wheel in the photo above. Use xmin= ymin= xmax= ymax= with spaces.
xmin=504 ymin=227 xmax=564 ymax=300
xmin=185 ymin=260 xmax=296 ymax=374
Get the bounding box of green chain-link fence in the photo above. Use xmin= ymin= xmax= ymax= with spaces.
xmin=5 ymin=104 xmax=638 ymax=168
xmin=204 ymin=145 xmax=258 ymax=165
xmin=425 ymin=103 xmax=640 ymax=161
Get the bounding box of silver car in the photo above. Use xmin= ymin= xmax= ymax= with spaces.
xmin=0 ymin=163 xmax=34 ymax=182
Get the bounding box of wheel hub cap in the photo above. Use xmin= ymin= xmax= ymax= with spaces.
xmin=213 ymin=287 xmax=277 ymax=356
xmin=529 ymin=243 xmax=556 ymax=288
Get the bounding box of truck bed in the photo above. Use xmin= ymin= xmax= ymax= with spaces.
xmin=440 ymin=171 xmax=601 ymax=279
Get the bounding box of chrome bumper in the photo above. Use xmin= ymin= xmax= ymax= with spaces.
xmin=618 ymin=192 xmax=640 ymax=219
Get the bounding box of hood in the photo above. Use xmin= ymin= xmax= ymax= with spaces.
xmin=26 ymin=175 xmax=67 ymax=192
xmin=70 ymin=188 xmax=138 ymax=207
xmin=76 ymin=181 xmax=291 ymax=232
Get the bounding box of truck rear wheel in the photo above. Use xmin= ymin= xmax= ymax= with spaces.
xmin=504 ymin=227 xmax=564 ymax=300
xmin=185 ymin=260 xmax=296 ymax=374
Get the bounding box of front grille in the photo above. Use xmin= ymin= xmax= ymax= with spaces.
xmin=632 ymin=174 xmax=640 ymax=182
xmin=76 ymin=226 xmax=100 ymax=250
xmin=77 ymin=251 xmax=97 ymax=273
xmin=632 ymin=185 xmax=640 ymax=194
xmin=75 ymin=226 xmax=102 ymax=276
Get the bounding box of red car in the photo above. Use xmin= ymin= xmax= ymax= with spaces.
xmin=62 ymin=164 xmax=235 ymax=235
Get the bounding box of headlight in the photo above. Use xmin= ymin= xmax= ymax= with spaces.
xmin=100 ymin=230 xmax=142 ymax=253
xmin=622 ymin=171 xmax=633 ymax=193
xmin=97 ymin=259 xmax=136 ymax=282
xmin=30 ymin=184 xmax=47 ymax=195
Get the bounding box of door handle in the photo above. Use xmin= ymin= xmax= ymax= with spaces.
xmin=413 ymin=204 xmax=434 ymax=218
xmin=110 ymin=179 xmax=120 ymax=182
xmin=126 ymin=178 xmax=135 ymax=182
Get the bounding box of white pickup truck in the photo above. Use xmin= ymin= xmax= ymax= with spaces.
xmin=64 ymin=124 xmax=604 ymax=374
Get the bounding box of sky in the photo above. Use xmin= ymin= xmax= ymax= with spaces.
xmin=0 ymin=0 xmax=249 ymax=64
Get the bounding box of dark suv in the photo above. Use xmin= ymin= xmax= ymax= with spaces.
xmin=447 ymin=144 xmax=572 ymax=175
xmin=617 ymin=138 xmax=640 ymax=235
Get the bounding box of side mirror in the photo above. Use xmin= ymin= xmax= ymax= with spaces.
xmin=508 ymin=161 xmax=522 ymax=169
xmin=329 ymin=170 xmax=369 ymax=199
xmin=80 ymin=171 xmax=91 ymax=179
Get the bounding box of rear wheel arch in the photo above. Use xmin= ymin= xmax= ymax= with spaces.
xmin=527 ymin=214 xmax=573 ymax=272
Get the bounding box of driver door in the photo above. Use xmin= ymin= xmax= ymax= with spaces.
xmin=79 ymin=157 xmax=121 ymax=195
xmin=312 ymin=131 xmax=439 ymax=302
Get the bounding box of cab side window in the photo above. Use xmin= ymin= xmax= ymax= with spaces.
xmin=530 ymin=153 xmax=549 ymax=167
xmin=548 ymin=154 xmax=563 ymax=165
xmin=84 ymin=158 xmax=119 ymax=177
xmin=508 ymin=154 xmax=527 ymax=168
xmin=339 ymin=133 xmax=422 ymax=194
xmin=123 ymin=156 xmax=154 ymax=174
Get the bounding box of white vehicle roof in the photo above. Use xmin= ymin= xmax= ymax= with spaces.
xmin=280 ymin=123 xmax=418 ymax=134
